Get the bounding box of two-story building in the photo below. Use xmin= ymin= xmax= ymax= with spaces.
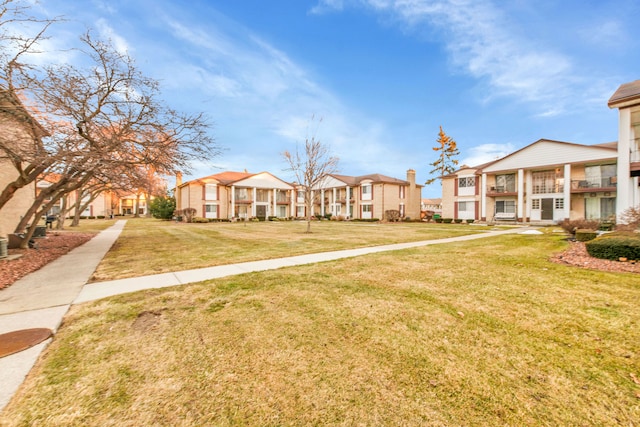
xmin=176 ymin=171 xmax=295 ymax=220
xmin=441 ymin=79 xmax=640 ymax=224
xmin=311 ymin=169 xmax=422 ymax=220
xmin=176 ymin=169 xmax=423 ymax=221
xmin=442 ymin=140 xmax=619 ymax=223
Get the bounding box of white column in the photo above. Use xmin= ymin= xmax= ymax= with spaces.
xmin=616 ymin=108 xmax=631 ymax=220
xmin=346 ymin=186 xmax=351 ymax=218
xmin=481 ymin=173 xmax=487 ymax=220
xmin=273 ymin=188 xmax=277 ymax=217
xmin=310 ymin=190 xmax=314 ymax=216
xmin=321 ymin=189 xmax=325 ymax=216
xmin=332 ymin=188 xmax=337 ymax=215
xmin=252 ymin=187 xmax=257 ymax=217
xmin=230 ymin=185 xmax=235 ymax=219
xmin=525 ymin=171 xmax=533 ymax=220
xmin=517 ymin=169 xmax=525 ymax=221
xmin=290 ymin=189 xmax=295 ymax=217
xmin=563 ymin=164 xmax=571 ymax=219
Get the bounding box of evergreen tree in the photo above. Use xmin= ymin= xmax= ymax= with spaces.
xmin=425 ymin=126 xmax=460 ymax=185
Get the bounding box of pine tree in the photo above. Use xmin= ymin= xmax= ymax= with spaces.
xmin=425 ymin=126 xmax=460 ymax=185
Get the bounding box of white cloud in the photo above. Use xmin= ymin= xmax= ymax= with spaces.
xmin=309 ymin=0 xmax=345 ymax=15
xmin=460 ymin=143 xmax=515 ymax=168
xmin=315 ymin=0 xmax=594 ymax=115
xmin=95 ymin=18 xmax=129 ymax=54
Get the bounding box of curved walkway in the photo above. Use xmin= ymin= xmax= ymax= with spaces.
xmin=0 ymin=220 xmax=532 ymax=411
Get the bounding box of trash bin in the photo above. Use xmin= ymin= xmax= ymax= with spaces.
xmin=0 ymin=237 xmax=7 ymax=259
xmin=33 ymin=226 xmax=47 ymax=238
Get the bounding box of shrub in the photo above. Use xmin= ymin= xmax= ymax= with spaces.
xmin=150 ymin=196 xmax=177 ymax=220
xmin=192 ymin=217 xmax=209 ymax=223
xmin=182 ymin=208 xmax=197 ymax=223
xmin=557 ymin=218 xmax=601 ymax=235
xmin=575 ymin=229 xmax=597 ymax=242
xmin=586 ymin=233 xmax=640 ymax=261
xmin=599 ymin=222 xmax=615 ymax=231
xmin=435 ymin=218 xmax=443 ymax=223
xmin=443 ymin=218 xmax=453 ymax=224
xmin=617 ymin=206 xmax=640 ymax=231
xmin=385 ymin=210 xmax=401 ymax=222
xmin=454 ymin=219 xmax=463 ymax=223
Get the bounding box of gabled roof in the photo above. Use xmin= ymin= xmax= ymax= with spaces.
xmin=330 ymin=173 xmax=409 ymax=186
xmin=478 ymin=139 xmax=617 ymax=174
xmin=179 ymin=171 xmax=294 ymax=190
xmin=180 ymin=171 xmax=253 ymax=187
xmin=608 ymin=80 xmax=640 ymax=108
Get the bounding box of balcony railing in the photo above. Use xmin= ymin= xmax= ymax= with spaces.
xmin=571 ymin=178 xmax=617 ymax=191
xmin=486 ymin=186 xmax=516 ymax=195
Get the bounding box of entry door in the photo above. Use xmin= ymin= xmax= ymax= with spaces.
xmin=541 ymin=198 xmax=554 ymax=220
xmin=256 ymin=205 xmax=267 ymax=219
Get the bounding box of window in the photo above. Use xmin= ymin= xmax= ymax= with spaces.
xmin=532 ymin=199 xmax=541 ymax=210
xmin=256 ymin=189 xmax=269 ymax=202
xmin=495 ymin=174 xmax=516 ymax=192
xmin=399 ymin=204 xmax=405 ymax=217
xmin=554 ymin=198 xmax=564 ymax=210
xmin=399 ymin=186 xmax=405 ymax=199
xmin=585 ymin=164 xmax=616 ymax=187
xmin=458 ymin=201 xmax=474 ymax=212
xmin=277 ymin=205 xmax=287 ymax=217
xmin=601 ymin=197 xmax=616 ymax=220
xmin=458 ymin=177 xmax=476 ymax=188
xmin=205 ymin=204 xmax=218 ymax=219
xmin=276 ymin=190 xmax=288 ymax=203
xmin=361 ymin=184 xmax=372 ymax=200
xmin=235 ymin=188 xmax=249 ymax=201
xmin=296 ymin=206 xmax=305 ymax=217
xmin=362 ymin=204 xmax=373 ymax=219
xmin=205 ymin=184 xmax=217 ymax=200
xmin=532 ymin=170 xmax=563 ymax=194
xmin=495 ymin=200 xmax=516 ymax=213
xmin=235 ymin=205 xmax=248 ymax=219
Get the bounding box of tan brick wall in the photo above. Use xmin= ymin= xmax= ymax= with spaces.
xmin=0 ymin=160 xmax=35 ymax=238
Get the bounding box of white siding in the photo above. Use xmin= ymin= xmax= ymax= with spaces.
xmin=483 ymin=140 xmax=617 ymax=173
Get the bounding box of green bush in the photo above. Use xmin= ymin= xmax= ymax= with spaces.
xmin=443 ymin=218 xmax=453 ymax=224
xmin=192 ymin=217 xmax=209 ymax=223
xmin=586 ymin=234 xmax=640 ymax=261
xmin=454 ymin=219 xmax=463 ymax=223
xmin=150 ymin=196 xmax=177 ymax=220
xmin=575 ymin=229 xmax=597 ymax=242
xmin=435 ymin=218 xmax=443 ymax=223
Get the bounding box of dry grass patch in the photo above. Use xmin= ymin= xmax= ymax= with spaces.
xmin=3 ymin=232 xmax=639 ymax=426
xmin=91 ymin=218 xmax=481 ymax=282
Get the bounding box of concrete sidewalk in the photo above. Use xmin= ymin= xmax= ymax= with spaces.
xmin=0 ymin=222 xmax=531 ymax=412
xmin=0 ymin=220 xmax=126 ymax=411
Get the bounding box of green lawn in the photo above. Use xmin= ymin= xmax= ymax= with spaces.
xmin=91 ymin=218 xmax=483 ymax=281
xmin=3 ymin=228 xmax=638 ymax=426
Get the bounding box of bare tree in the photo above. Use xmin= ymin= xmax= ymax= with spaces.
xmin=8 ymin=32 xmax=219 ymax=246
xmin=0 ymin=0 xmax=60 ymax=211
xmin=283 ymin=120 xmax=339 ymax=233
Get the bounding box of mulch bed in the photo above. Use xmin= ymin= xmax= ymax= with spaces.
xmin=549 ymin=240 xmax=640 ymax=274
xmin=0 ymin=232 xmax=96 ymax=290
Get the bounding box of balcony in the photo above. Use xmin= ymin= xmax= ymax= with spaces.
xmin=486 ymin=186 xmax=517 ymax=196
xmin=570 ymin=178 xmax=617 ymax=193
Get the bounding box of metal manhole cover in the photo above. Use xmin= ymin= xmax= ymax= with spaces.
xmin=0 ymin=328 xmax=53 ymax=358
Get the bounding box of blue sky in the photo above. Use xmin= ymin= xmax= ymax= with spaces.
xmin=27 ymin=0 xmax=640 ymax=198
